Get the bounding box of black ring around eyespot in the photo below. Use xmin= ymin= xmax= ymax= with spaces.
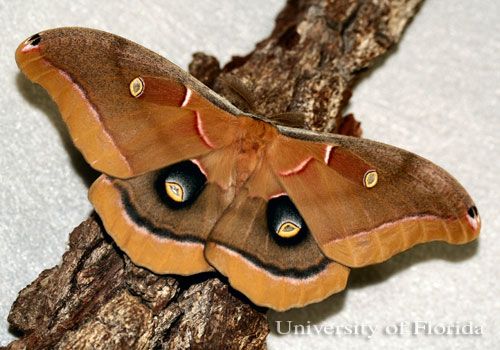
xmin=154 ymin=160 xmax=207 ymax=209
xmin=266 ymin=195 xmax=308 ymax=246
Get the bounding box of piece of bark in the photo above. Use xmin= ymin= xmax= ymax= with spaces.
xmin=203 ymin=0 xmax=423 ymax=133
xmin=4 ymin=0 xmax=423 ymax=349
xmin=6 ymin=217 xmax=268 ymax=350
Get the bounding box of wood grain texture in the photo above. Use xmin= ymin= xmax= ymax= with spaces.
xmin=6 ymin=0 xmax=426 ymax=348
xmin=5 ymin=218 xmax=268 ymax=350
xmin=209 ymin=0 xmax=425 ymax=132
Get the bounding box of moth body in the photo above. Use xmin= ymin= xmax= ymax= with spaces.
xmin=16 ymin=28 xmax=480 ymax=311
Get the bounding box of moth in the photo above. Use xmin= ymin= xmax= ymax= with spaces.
xmin=16 ymin=28 xmax=481 ymax=311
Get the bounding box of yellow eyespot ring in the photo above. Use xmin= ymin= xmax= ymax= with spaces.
xmin=129 ymin=77 xmax=145 ymax=98
xmin=165 ymin=181 xmax=184 ymax=202
xmin=363 ymin=170 xmax=378 ymax=188
xmin=277 ymin=221 xmax=301 ymax=238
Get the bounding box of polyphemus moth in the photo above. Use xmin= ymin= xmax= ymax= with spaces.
xmin=16 ymin=28 xmax=481 ymax=311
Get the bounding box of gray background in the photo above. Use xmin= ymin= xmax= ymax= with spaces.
xmin=0 ymin=1 xmax=498 ymax=349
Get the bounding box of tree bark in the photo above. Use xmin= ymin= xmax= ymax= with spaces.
xmin=4 ymin=0 xmax=423 ymax=349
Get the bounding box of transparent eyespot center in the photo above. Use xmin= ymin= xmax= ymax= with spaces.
xmin=277 ymin=221 xmax=301 ymax=238
xmin=165 ymin=181 xmax=184 ymax=202
xmin=266 ymin=195 xmax=307 ymax=244
xmin=364 ymin=170 xmax=378 ymax=188
xmin=129 ymin=77 xmax=145 ymax=98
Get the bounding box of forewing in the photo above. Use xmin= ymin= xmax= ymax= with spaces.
xmin=16 ymin=28 xmax=241 ymax=178
xmin=270 ymin=128 xmax=481 ymax=267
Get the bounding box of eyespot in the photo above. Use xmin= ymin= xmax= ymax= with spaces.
xmin=267 ymin=195 xmax=307 ymax=245
xmin=155 ymin=160 xmax=206 ymax=208
xmin=467 ymin=205 xmax=479 ymax=219
xmin=363 ymin=170 xmax=378 ymax=188
xmin=129 ymin=77 xmax=145 ymax=98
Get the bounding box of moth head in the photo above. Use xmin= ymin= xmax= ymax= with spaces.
xmin=267 ymin=195 xmax=307 ymax=244
xmin=155 ymin=160 xmax=207 ymax=208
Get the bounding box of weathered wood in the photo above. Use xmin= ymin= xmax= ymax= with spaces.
xmin=5 ymin=0 xmax=423 ymax=348
xmin=207 ymin=0 xmax=423 ymax=132
xmin=6 ymin=217 xmax=268 ymax=350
